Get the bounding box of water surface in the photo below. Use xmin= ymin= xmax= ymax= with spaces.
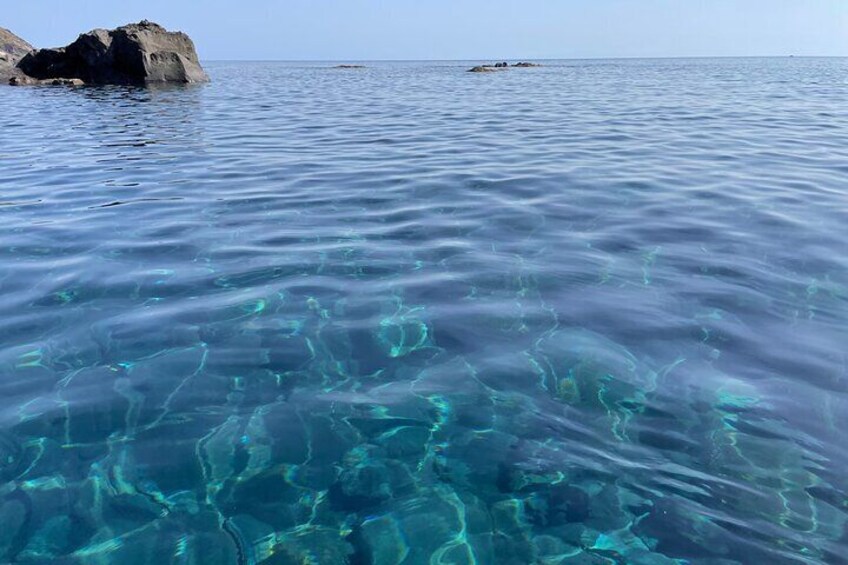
xmin=1 ymin=58 xmax=847 ymax=564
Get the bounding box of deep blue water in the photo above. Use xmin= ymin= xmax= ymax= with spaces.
xmin=1 ymin=58 xmax=847 ymax=564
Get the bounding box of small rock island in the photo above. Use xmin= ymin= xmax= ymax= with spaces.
xmin=468 ymin=61 xmax=542 ymax=73
xmin=3 ymin=20 xmax=209 ymax=86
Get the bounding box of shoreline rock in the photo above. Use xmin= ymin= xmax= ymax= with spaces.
xmin=0 ymin=26 xmax=33 ymax=61
xmin=9 ymin=76 xmax=84 ymax=87
xmin=0 ymin=27 xmax=33 ymax=83
xmin=14 ymin=20 xmax=208 ymax=86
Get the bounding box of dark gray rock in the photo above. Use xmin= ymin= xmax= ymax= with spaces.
xmin=466 ymin=61 xmax=542 ymax=73
xmin=17 ymin=20 xmax=208 ymax=85
xmin=468 ymin=62 xmax=523 ymax=72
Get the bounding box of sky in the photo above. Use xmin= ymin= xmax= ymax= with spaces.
xmin=5 ymin=1 xmax=847 ymax=61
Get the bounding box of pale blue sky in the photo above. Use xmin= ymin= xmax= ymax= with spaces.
xmin=5 ymin=1 xmax=847 ymax=60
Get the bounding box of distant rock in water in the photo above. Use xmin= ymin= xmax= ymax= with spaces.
xmin=467 ymin=61 xmax=541 ymax=73
xmin=335 ymin=64 xmax=366 ymax=69
xmin=15 ymin=20 xmax=209 ymax=85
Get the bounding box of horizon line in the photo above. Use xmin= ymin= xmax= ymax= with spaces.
xmin=201 ymin=55 xmax=848 ymax=63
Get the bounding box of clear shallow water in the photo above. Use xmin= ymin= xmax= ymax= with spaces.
xmin=1 ymin=58 xmax=847 ymax=564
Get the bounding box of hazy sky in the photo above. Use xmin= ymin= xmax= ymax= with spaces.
xmin=5 ymin=1 xmax=847 ymax=60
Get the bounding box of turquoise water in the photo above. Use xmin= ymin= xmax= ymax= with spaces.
xmin=1 ymin=58 xmax=847 ymax=564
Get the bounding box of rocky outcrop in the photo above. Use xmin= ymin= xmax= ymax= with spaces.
xmin=16 ymin=20 xmax=208 ymax=85
xmin=468 ymin=66 xmax=499 ymax=73
xmin=335 ymin=65 xmax=365 ymax=69
xmin=467 ymin=61 xmax=541 ymax=73
xmin=0 ymin=26 xmax=32 ymax=62
xmin=0 ymin=27 xmax=33 ymax=82
xmin=9 ymin=76 xmax=84 ymax=87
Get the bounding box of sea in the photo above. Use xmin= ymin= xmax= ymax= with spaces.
xmin=1 ymin=58 xmax=846 ymax=564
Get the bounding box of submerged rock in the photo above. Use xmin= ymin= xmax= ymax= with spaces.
xmin=335 ymin=64 xmax=366 ymax=69
xmin=0 ymin=430 xmax=24 ymax=481
xmin=0 ymin=500 xmax=27 ymax=561
xmin=17 ymin=20 xmax=209 ymax=85
xmin=468 ymin=66 xmax=498 ymax=73
xmin=18 ymin=515 xmax=73 ymax=561
xmin=513 ymin=62 xmax=542 ymax=67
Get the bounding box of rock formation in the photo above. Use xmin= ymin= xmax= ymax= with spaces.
xmin=0 ymin=27 xmax=33 ymax=82
xmin=467 ymin=61 xmax=542 ymax=73
xmin=9 ymin=76 xmax=84 ymax=87
xmin=14 ymin=20 xmax=208 ymax=85
xmin=0 ymin=26 xmax=32 ymax=61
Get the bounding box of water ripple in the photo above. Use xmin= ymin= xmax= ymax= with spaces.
xmin=0 ymin=58 xmax=846 ymax=564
